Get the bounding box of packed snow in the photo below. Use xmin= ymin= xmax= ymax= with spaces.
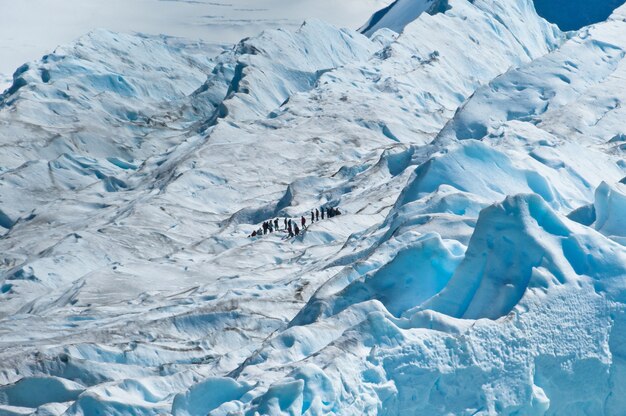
xmin=0 ymin=0 xmax=625 ymax=414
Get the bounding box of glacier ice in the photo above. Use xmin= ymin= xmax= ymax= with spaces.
xmin=594 ymin=181 xmax=626 ymax=244
xmin=0 ymin=0 xmax=625 ymax=415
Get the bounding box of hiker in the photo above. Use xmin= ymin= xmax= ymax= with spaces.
xmin=315 ymin=209 xmax=319 ymax=221
xmin=311 ymin=211 xmax=315 ymax=223
xmin=284 ymin=218 xmax=288 ymax=230
xmin=251 ymin=230 xmax=257 ymax=237
xmin=262 ymin=222 xmax=268 ymax=234
xmin=321 ymin=207 xmax=325 ymax=219
xmin=288 ymin=222 xmax=293 ymax=237
xmin=301 ymin=216 xmax=306 ymax=228
xmin=327 ymin=208 xmax=333 ymax=218
xmin=268 ymin=222 xmax=273 ymax=233
xmin=294 ymin=224 xmax=300 ymax=236
xmin=274 ymin=218 xmax=279 ymax=230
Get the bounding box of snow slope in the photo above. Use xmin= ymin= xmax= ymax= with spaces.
xmin=1 ymin=0 xmax=625 ymax=414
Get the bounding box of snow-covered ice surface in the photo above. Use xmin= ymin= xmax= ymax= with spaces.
xmin=0 ymin=0 xmax=625 ymax=414
xmin=0 ymin=0 xmax=394 ymax=77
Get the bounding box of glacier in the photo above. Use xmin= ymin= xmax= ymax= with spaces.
xmin=0 ymin=0 xmax=395 ymax=77
xmin=0 ymin=0 xmax=625 ymax=414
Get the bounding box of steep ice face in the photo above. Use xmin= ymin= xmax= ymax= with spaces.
xmin=423 ymin=194 xmax=626 ymax=319
xmin=1 ymin=0 xmax=625 ymax=414
xmin=360 ymin=0 xmax=563 ymax=43
xmin=235 ymin=194 xmax=626 ymax=415
xmin=594 ymin=182 xmax=626 ymax=244
xmin=360 ymin=0 xmax=450 ymax=36
xmin=293 ymin=233 xmax=465 ymax=324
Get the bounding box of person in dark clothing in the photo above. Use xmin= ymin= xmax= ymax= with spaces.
xmin=311 ymin=211 xmax=315 ymax=223
xmin=262 ymin=222 xmax=267 ymax=234
xmin=288 ymin=222 xmax=293 ymax=237
xmin=321 ymin=207 xmax=325 ymax=219
xmin=269 ymin=222 xmax=273 ymax=233
xmin=315 ymin=209 xmax=319 ymax=221
xmin=250 ymin=230 xmax=257 ymax=237
xmin=284 ymin=218 xmax=288 ymax=230
xmin=328 ymin=208 xmax=334 ymax=218
xmin=301 ymin=216 xmax=306 ymax=228
xmin=274 ymin=218 xmax=279 ymax=230
xmin=294 ymin=224 xmax=300 ymax=236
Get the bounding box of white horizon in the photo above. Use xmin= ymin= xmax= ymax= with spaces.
xmin=0 ymin=0 xmax=392 ymax=79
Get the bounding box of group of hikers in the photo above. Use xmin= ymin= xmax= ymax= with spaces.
xmin=248 ymin=206 xmax=342 ymax=238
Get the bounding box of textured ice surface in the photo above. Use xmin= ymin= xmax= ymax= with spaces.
xmin=0 ymin=0 xmax=625 ymax=415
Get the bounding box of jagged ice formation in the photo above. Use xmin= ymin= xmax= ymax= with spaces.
xmin=0 ymin=0 xmax=625 ymax=414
